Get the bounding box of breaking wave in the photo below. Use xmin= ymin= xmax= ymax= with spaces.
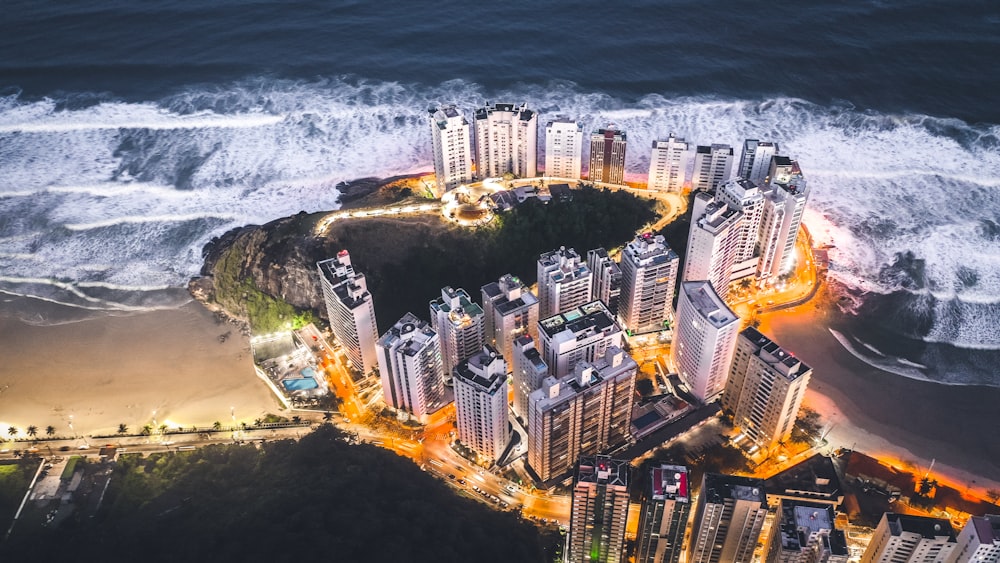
xmin=1 ymin=77 xmax=998 ymax=352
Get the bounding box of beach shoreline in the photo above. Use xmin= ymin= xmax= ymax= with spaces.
xmin=0 ymin=295 xmax=280 ymax=438
xmin=758 ymin=293 xmax=1000 ymax=496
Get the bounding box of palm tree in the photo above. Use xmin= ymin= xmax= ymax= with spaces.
xmin=253 ymin=418 xmax=262 ymax=427
xmin=45 ymin=426 xmax=56 ymax=437
xmin=7 ymin=426 xmax=17 ymax=437
xmin=26 ymin=426 xmax=38 ymax=438
xmin=159 ymin=424 xmax=168 ymax=435
xmin=323 ymin=411 xmax=333 ymax=422
xmin=140 ymin=425 xmax=152 ymax=436
xmin=291 ymin=415 xmax=302 ymax=425
xmin=212 ymin=421 xmax=222 ymax=431
xmin=117 ymin=423 xmax=128 ymax=435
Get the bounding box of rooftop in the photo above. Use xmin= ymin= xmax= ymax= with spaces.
xmin=651 ymin=464 xmax=689 ymax=502
xmin=538 ymin=300 xmax=619 ymax=339
xmin=702 ymin=473 xmax=766 ymax=506
xmin=776 ymin=500 xmax=847 ymax=556
xmin=623 ymin=233 xmax=678 ymax=266
xmin=681 ymin=281 xmax=738 ymax=328
xmin=454 ymin=345 xmax=506 ymax=395
xmin=577 ymin=455 xmax=629 ymax=488
xmin=969 ymin=515 xmax=1000 ymax=545
xmin=764 ymin=453 xmax=843 ymax=504
xmin=378 ymin=312 xmax=437 ymax=357
xmin=740 ymin=327 xmax=811 ymax=380
xmin=885 ymin=513 xmax=956 ymax=541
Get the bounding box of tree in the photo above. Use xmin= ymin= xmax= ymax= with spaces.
xmin=26 ymin=426 xmax=38 ymax=438
xmin=985 ymin=489 xmax=1000 ymax=505
xmin=323 ymin=412 xmax=333 ymax=422
xmin=45 ymin=425 xmax=56 ymax=437
xmin=118 ymin=423 xmax=129 ymax=435
xmin=140 ymin=425 xmax=152 ymax=436
xmin=7 ymin=426 xmax=17 ymax=437
xmin=159 ymin=424 xmax=169 ymax=435
xmin=253 ymin=418 xmax=262 ymax=427
xmin=291 ymin=416 xmax=302 ymax=425
xmin=212 ymin=421 xmax=222 ymax=431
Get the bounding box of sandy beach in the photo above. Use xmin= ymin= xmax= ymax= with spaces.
xmin=759 ymin=296 xmax=1000 ymax=495
xmin=0 ymin=296 xmax=280 ymax=438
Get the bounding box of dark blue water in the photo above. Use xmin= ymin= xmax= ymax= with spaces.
xmin=3 ymin=1 xmax=999 ymax=122
xmin=1 ymin=0 xmax=999 ymax=387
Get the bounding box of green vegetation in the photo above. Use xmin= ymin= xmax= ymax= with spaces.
xmin=367 ymin=186 xmax=657 ymax=330
xmin=0 ymin=459 xmax=37 ymax=530
xmin=212 ymin=235 xmax=316 ymax=333
xmin=4 ymin=425 xmax=555 ymax=562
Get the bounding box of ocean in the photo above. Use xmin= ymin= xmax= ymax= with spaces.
xmin=1 ymin=1 xmax=999 ymax=385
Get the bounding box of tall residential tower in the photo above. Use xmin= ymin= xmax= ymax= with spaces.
xmin=428 ymin=105 xmax=473 ymax=195
xmin=317 ymin=251 xmax=380 ymax=375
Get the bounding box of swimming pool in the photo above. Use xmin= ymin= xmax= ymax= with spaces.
xmin=282 ymin=377 xmax=318 ymax=391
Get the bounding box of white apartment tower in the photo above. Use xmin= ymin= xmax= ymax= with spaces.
xmin=683 ymin=191 xmax=744 ymax=299
xmin=474 ymin=102 xmax=537 ymax=179
xmin=453 ymin=345 xmax=510 ymax=465
xmin=511 ymin=334 xmax=548 ymax=421
xmin=648 ymin=134 xmax=691 ymax=192
xmin=587 ymin=247 xmax=623 ymax=318
xmin=691 ymin=143 xmax=734 ymax=192
xmin=861 ymin=513 xmax=959 ymax=563
xmin=376 ymin=312 xmax=446 ymax=422
xmin=672 ymin=281 xmax=740 ymax=403
xmin=568 ymin=455 xmax=631 ymax=563
xmin=619 ymin=233 xmax=680 ymax=335
xmin=317 ymin=251 xmax=380 ymax=375
xmin=537 ymin=246 xmax=593 ymax=318
xmin=538 ymin=300 xmax=623 ymax=378
xmin=589 ymin=126 xmax=628 ymax=185
xmin=717 ymin=177 xmax=767 ymax=280
xmin=528 ymin=349 xmax=636 ymax=482
xmin=723 ymin=327 xmax=812 ymax=452
xmin=765 ymin=500 xmax=849 ymax=563
xmin=429 ymin=286 xmax=486 ymax=379
xmin=545 ymin=117 xmax=583 ymax=179
xmin=738 ymin=139 xmax=779 ymax=186
xmin=428 ymin=105 xmax=473 ymax=196
xmin=757 ymin=157 xmax=810 ymax=282
xmin=480 ymin=274 xmax=539 ymax=362
xmin=688 ymin=473 xmax=769 ymax=563
xmin=635 ymin=464 xmax=692 ymax=563
xmin=954 ymin=515 xmax=1000 ymax=563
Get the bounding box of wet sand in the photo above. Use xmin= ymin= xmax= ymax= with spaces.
xmin=0 ymin=296 xmax=280 ymax=437
xmin=759 ymin=297 xmax=1000 ymax=494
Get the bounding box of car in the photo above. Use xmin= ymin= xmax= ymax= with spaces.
xmin=505 ymin=484 xmax=518 ymax=493
xmin=457 ymin=478 xmax=466 ymax=485
xmin=448 ymin=474 xmax=456 ymax=480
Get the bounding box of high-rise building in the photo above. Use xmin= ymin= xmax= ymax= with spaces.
xmin=527 ymin=347 xmax=636 ymax=482
xmin=757 ymin=158 xmax=810 ymax=282
xmin=587 ymin=247 xmax=623 ymax=317
xmin=688 ymin=473 xmax=768 ymax=563
xmin=317 ymin=251 xmax=380 ymax=375
xmin=545 ymin=117 xmax=583 ymax=179
xmin=538 ymin=300 xmax=623 ymax=378
xmin=619 ymin=233 xmax=680 ymax=336
xmin=511 ymin=334 xmax=548 ymax=421
xmin=537 ymin=246 xmax=593 ymax=318
xmin=474 ymin=102 xmax=537 ymax=179
xmin=717 ymin=177 xmax=766 ymax=280
xmin=567 ymin=455 xmax=631 ymax=563
xmin=738 ymin=139 xmax=779 ymax=186
xmin=861 ymin=513 xmax=959 ymax=563
xmin=723 ymin=327 xmax=811 ymax=452
xmin=954 ymin=515 xmax=1000 ymax=563
xmin=635 ymin=464 xmax=691 ymax=563
xmin=428 ymin=105 xmax=473 ymax=196
xmin=765 ymin=500 xmax=849 ymax=563
xmin=648 ymin=134 xmax=691 ymax=192
xmin=691 ymin=144 xmax=734 ymax=192
xmin=481 ymin=274 xmax=539 ymax=362
xmin=672 ymin=281 xmax=740 ymax=403
xmin=429 ymin=286 xmax=485 ymax=379
xmin=682 ymin=191 xmax=744 ymax=299
xmin=376 ymin=312 xmax=446 ymax=421
xmin=589 ymin=126 xmax=627 ymax=185
xmin=453 ymin=344 xmax=510 ymax=465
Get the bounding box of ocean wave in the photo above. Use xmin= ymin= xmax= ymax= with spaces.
xmin=0 ymin=77 xmax=998 ymax=351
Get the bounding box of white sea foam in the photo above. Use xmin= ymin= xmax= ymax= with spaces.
xmin=1 ymin=79 xmax=998 ymax=350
